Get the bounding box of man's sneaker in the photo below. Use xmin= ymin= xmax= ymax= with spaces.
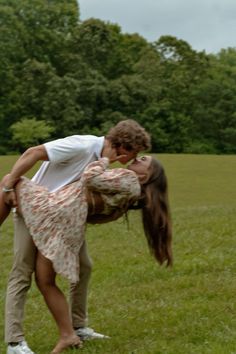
xmin=7 ymin=341 xmax=35 ymax=354
xmin=75 ymin=327 xmax=110 ymax=340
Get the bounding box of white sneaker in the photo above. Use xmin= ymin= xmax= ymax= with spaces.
xmin=75 ymin=327 xmax=110 ymax=340
xmin=7 ymin=341 xmax=35 ymax=354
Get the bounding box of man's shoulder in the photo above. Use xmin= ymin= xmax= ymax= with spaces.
xmin=70 ymin=134 xmax=102 ymax=140
xmin=69 ymin=135 xmax=104 ymax=148
xmin=45 ymin=134 xmax=103 ymax=146
xmin=43 ymin=135 xmax=104 ymax=161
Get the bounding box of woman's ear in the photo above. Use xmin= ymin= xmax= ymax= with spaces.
xmin=138 ymin=166 xmax=153 ymax=184
xmin=138 ymin=173 xmax=149 ymax=184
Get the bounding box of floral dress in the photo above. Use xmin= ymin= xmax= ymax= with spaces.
xmin=19 ymin=158 xmax=141 ymax=283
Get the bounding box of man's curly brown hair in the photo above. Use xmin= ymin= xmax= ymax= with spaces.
xmin=106 ymin=119 xmax=151 ymax=152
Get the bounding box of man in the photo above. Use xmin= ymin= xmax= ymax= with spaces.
xmin=2 ymin=119 xmax=151 ymax=354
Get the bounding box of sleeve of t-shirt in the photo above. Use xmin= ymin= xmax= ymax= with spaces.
xmin=44 ymin=135 xmax=95 ymax=163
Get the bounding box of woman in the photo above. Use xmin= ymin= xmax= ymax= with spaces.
xmin=0 ymin=156 xmax=172 ymax=353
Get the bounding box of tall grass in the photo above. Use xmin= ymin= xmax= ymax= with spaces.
xmin=0 ymin=154 xmax=236 ymax=354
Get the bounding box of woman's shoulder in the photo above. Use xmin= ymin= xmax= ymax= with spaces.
xmin=110 ymin=167 xmax=137 ymax=178
xmin=112 ymin=168 xmax=140 ymax=194
xmin=115 ymin=168 xmax=139 ymax=183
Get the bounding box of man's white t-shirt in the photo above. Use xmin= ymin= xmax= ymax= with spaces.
xmin=32 ymin=135 xmax=104 ymax=192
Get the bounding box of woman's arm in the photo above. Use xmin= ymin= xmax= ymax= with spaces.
xmin=87 ymin=209 xmax=125 ymax=224
xmin=83 ymin=158 xmax=141 ymax=197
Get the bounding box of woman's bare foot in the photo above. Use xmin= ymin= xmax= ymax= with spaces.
xmin=51 ymin=334 xmax=82 ymax=354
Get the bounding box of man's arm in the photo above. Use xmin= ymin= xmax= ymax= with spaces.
xmin=2 ymin=144 xmax=48 ymax=206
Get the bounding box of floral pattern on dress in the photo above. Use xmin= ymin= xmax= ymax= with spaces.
xmin=19 ymin=158 xmax=141 ymax=282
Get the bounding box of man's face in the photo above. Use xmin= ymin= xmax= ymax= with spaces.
xmin=116 ymin=146 xmax=138 ymax=164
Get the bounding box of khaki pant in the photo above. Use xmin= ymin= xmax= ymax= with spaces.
xmin=5 ymin=213 xmax=92 ymax=343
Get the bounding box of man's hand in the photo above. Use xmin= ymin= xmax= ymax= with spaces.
xmin=1 ymin=144 xmax=48 ymax=209
xmin=1 ymin=174 xmax=18 ymax=207
xmin=102 ymin=141 xmax=127 ymax=163
xmin=1 ymin=144 xmax=48 ymax=207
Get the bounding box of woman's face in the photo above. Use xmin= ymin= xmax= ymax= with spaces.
xmin=127 ymin=155 xmax=152 ymax=183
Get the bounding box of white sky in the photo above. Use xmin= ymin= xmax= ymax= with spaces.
xmin=77 ymin=0 xmax=236 ymax=54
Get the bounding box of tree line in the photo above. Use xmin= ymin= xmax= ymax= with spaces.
xmin=1 ymin=0 xmax=236 ymax=154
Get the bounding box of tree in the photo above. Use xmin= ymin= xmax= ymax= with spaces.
xmin=10 ymin=118 xmax=55 ymax=151
xmin=0 ymin=0 xmax=79 ymax=152
xmin=191 ymin=48 xmax=236 ymax=153
xmin=71 ymin=18 xmax=151 ymax=79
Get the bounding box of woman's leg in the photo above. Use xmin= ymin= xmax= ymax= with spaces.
xmin=35 ymin=251 xmax=81 ymax=353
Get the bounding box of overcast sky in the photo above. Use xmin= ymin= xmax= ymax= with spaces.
xmin=77 ymin=0 xmax=236 ymax=54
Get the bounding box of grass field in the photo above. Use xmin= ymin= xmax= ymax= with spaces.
xmin=0 ymin=154 xmax=236 ymax=354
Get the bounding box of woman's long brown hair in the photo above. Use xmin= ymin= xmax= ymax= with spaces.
xmin=140 ymin=158 xmax=173 ymax=266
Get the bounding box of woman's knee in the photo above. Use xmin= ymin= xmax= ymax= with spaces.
xmin=35 ymin=273 xmax=55 ymax=294
xmin=35 ymin=252 xmax=56 ymax=293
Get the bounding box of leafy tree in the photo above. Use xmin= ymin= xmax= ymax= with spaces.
xmin=0 ymin=0 xmax=79 ymax=151
xmin=10 ymin=117 xmax=55 ymax=151
xmin=71 ymin=18 xmax=151 ymax=79
xmin=191 ymin=48 xmax=236 ymax=153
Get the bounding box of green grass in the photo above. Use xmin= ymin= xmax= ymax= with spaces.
xmin=0 ymin=154 xmax=236 ymax=354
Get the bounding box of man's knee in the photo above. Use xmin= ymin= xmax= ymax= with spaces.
xmin=80 ymin=257 xmax=92 ymax=276
xmin=13 ymin=248 xmax=36 ymax=272
xmin=8 ymin=261 xmax=34 ymax=289
xmin=79 ymin=242 xmax=93 ymax=277
xmin=12 ymin=219 xmax=37 ymax=275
